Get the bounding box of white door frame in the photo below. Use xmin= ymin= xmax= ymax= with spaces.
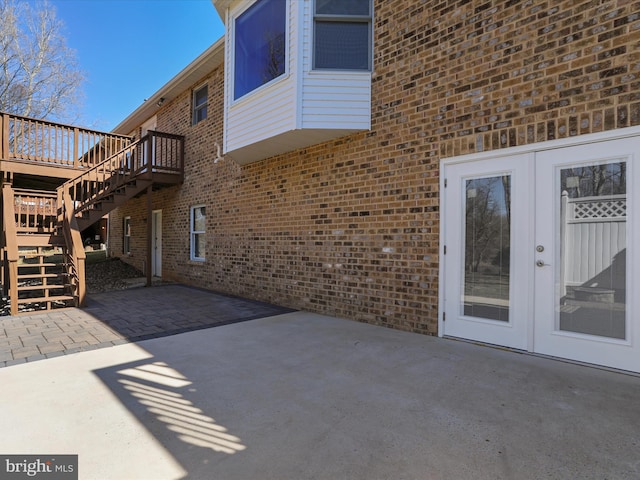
xmin=151 ymin=209 xmax=162 ymax=277
xmin=439 ymin=125 xmax=640 ymax=371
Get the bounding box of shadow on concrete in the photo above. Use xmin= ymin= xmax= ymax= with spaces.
xmin=88 ymin=313 xmax=640 ymax=480
xmin=93 ymin=355 xmax=246 ymax=479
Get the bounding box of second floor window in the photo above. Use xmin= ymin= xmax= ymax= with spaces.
xmin=193 ymin=84 xmax=208 ymax=124
xmin=314 ymin=0 xmax=372 ymax=70
xmin=234 ymin=0 xmax=286 ymax=100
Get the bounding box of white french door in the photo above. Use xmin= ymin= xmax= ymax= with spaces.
xmin=442 ymin=155 xmax=533 ymax=351
xmin=533 ymin=139 xmax=638 ymax=372
xmin=441 ymin=134 xmax=639 ymax=372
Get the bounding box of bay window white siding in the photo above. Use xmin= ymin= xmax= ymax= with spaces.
xmin=221 ymin=0 xmax=371 ymax=165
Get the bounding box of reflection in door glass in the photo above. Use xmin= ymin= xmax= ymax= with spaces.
xmin=558 ymin=161 xmax=626 ymax=339
xmin=463 ymin=175 xmax=511 ymax=321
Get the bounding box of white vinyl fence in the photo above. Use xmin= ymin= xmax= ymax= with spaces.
xmin=560 ymin=192 xmax=626 ymax=295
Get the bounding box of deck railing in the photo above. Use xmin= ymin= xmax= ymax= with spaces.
xmin=12 ymin=188 xmax=58 ymax=234
xmin=0 ymin=112 xmax=131 ymax=169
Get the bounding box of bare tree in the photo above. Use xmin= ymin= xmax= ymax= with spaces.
xmin=263 ymin=31 xmax=285 ymax=84
xmin=465 ymin=177 xmax=510 ymax=274
xmin=0 ymin=0 xmax=84 ymax=122
xmin=562 ymin=163 xmax=626 ymax=198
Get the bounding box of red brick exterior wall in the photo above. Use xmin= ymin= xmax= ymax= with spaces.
xmin=109 ymin=0 xmax=640 ymax=336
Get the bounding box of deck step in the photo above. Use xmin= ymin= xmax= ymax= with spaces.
xmin=18 ymin=284 xmax=67 ymax=291
xmin=17 ymin=263 xmax=60 ymax=268
xmin=16 ymin=234 xmax=65 ymax=247
xmin=18 ymin=273 xmax=66 ymax=280
xmin=17 ymin=295 xmax=75 ymax=304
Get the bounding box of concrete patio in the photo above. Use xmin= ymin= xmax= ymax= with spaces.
xmin=0 ymin=286 xmax=639 ymax=479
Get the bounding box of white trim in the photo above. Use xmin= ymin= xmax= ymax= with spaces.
xmin=439 ymin=128 xmax=640 ymax=339
xmin=311 ymin=0 xmax=373 ymax=71
xmin=229 ymin=0 xmax=290 ymax=104
xmin=192 ymin=82 xmax=208 ymax=125
xmin=295 ymin=0 xmax=305 ymax=130
xmin=123 ymin=216 xmax=131 ymax=255
xmin=189 ymin=205 xmax=206 ymax=262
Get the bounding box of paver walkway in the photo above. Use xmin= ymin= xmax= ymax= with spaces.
xmin=0 ymin=284 xmax=294 ymax=367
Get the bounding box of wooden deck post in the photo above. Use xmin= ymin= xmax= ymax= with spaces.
xmin=1 ymin=113 xmax=9 ymax=160
xmin=146 ymin=184 xmax=152 ymax=287
xmin=73 ymin=127 xmax=79 ymax=169
xmin=2 ymin=184 xmax=19 ymax=313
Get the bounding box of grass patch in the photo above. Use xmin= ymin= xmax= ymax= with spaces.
xmin=18 ymin=249 xmax=109 ymax=265
xmin=86 ymin=250 xmax=109 ymax=264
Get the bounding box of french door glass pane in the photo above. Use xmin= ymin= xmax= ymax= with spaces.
xmin=463 ymin=175 xmax=511 ymax=321
xmin=558 ymin=161 xmax=627 ymax=339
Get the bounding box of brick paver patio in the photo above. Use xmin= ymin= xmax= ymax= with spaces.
xmin=0 ymin=284 xmax=294 ymax=367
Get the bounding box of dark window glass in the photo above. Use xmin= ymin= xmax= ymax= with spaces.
xmin=234 ymin=0 xmax=286 ymax=100
xmin=193 ymin=85 xmax=207 ymax=124
xmin=315 ymin=0 xmax=370 ymax=15
xmin=315 ymin=22 xmax=370 ymax=70
xmin=314 ymin=0 xmax=371 ymax=70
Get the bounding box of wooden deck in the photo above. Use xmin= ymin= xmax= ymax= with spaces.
xmin=1 ymin=112 xmax=132 ymax=180
xmin=1 ymin=111 xmax=184 ymax=315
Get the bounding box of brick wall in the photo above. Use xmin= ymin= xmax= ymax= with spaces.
xmin=110 ymin=0 xmax=640 ymax=336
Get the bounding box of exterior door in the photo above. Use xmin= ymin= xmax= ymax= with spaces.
xmin=141 ymin=116 xmax=157 ymax=170
xmin=442 ymin=135 xmax=639 ymax=372
xmin=533 ymin=139 xmax=638 ymax=372
xmin=152 ymin=210 xmax=162 ymax=277
xmin=442 ymin=155 xmax=532 ymax=351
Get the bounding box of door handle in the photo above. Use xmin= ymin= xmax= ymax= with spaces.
xmin=536 ymin=260 xmax=550 ymax=267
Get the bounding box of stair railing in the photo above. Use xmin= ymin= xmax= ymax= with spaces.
xmin=12 ymin=188 xmax=58 ymax=235
xmin=56 ymin=131 xmax=184 ymax=219
xmin=57 ymin=136 xmax=143 ymax=217
xmin=2 ymin=184 xmax=20 ymax=315
xmin=60 ymin=190 xmax=86 ymax=307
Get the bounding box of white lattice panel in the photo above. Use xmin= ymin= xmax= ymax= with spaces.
xmin=573 ymin=198 xmax=626 ymax=219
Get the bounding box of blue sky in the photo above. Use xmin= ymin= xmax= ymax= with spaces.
xmin=48 ymin=0 xmax=225 ymax=131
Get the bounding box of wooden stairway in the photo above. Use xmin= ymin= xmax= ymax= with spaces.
xmin=2 ymin=188 xmax=82 ymax=314
xmin=15 ymin=244 xmax=76 ymax=313
xmin=76 ymin=178 xmax=152 ymax=232
xmin=58 ymin=130 xmax=183 ymax=231
xmin=2 ymin=126 xmax=184 ymax=315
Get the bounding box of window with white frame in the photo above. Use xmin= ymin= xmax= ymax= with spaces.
xmin=192 ymin=84 xmax=208 ymax=124
xmin=190 ymin=205 xmax=206 ymax=261
xmin=233 ymin=0 xmax=286 ymax=100
xmin=123 ymin=217 xmax=131 ymax=254
xmin=314 ymin=0 xmax=372 ymax=70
